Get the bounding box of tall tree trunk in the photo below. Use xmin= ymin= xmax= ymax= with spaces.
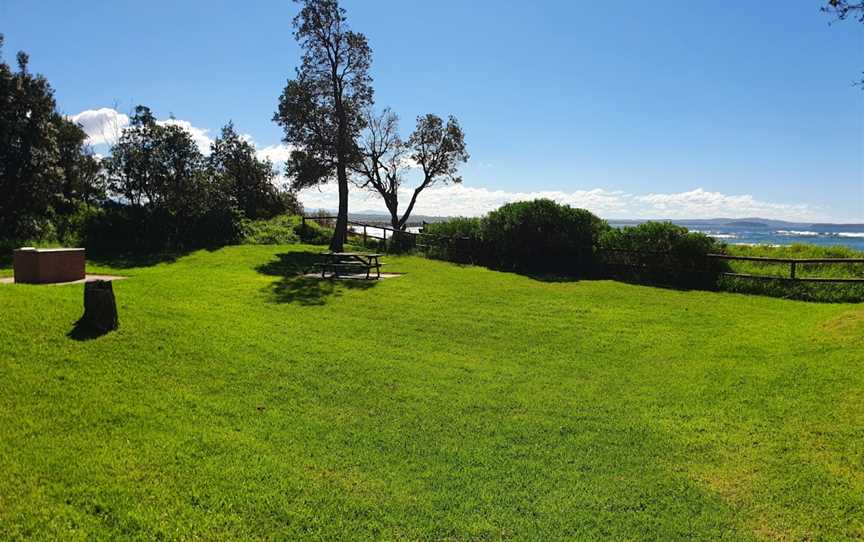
xmin=397 ymin=186 xmax=425 ymax=230
xmin=385 ymin=195 xmax=400 ymax=230
xmin=330 ymin=76 xmax=349 ymax=253
xmin=330 ymin=163 xmax=349 ymax=252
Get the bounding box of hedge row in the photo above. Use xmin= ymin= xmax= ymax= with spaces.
xmin=422 ymin=199 xmax=722 ymax=278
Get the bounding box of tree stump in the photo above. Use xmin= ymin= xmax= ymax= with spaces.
xmin=82 ymin=280 xmax=119 ymax=333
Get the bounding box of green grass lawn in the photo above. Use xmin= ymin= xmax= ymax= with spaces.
xmin=1 ymin=245 xmax=862 ymax=541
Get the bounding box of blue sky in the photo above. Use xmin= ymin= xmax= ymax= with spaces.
xmin=3 ymin=1 xmax=863 ymax=221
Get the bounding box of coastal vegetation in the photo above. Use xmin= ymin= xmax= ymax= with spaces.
xmin=722 ymin=244 xmax=864 ymax=302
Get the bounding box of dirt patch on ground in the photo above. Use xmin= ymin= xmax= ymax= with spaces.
xmin=819 ymin=308 xmax=864 ymax=343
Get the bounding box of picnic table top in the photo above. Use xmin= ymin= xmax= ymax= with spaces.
xmin=325 ymin=252 xmax=383 ymax=257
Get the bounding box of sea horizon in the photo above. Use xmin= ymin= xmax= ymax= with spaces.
xmin=338 ymin=212 xmax=864 ymax=251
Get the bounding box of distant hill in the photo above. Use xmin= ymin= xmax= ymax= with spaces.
xmin=723 ymin=221 xmax=768 ymax=228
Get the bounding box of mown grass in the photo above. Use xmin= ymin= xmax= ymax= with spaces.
xmin=1 ymin=245 xmax=862 ymax=540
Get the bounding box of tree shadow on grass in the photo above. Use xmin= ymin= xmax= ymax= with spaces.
xmin=256 ymin=251 xmax=322 ymax=277
xmin=87 ymin=249 xmax=203 ymax=269
xmin=265 ymin=276 xmax=377 ymax=305
xmin=256 ymin=251 xmax=378 ymax=306
xmin=519 ymin=269 xmax=711 ymax=293
xmin=516 ymin=272 xmax=582 ymax=283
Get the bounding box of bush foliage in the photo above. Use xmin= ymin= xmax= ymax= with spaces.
xmin=241 ymin=215 xmax=332 ymax=246
xmin=599 ymin=221 xmax=719 ymax=259
xmin=421 ymin=217 xmax=484 ymax=263
xmin=422 ymin=200 xmax=607 ymax=273
xmin=483 ymin=199 xmax=608 ymax=273
xmin=242 ymin=215 xmax=301 ymax=245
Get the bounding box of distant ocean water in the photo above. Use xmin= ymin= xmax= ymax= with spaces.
xmin=349 ymin=218 xmax=864 ymax=252
xmin=608 ymin=221 xmax=864 ymax=251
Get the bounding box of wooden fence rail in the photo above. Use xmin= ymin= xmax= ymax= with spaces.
xmin=705 ymin=253 xmax=864 ymax=283
xmin=301 ymin=215 xmax=469 ymax=245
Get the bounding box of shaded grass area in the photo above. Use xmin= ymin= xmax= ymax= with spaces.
xmin=256 ymin=250 xmax=378 ymax=305
xmin=1 ymin=245 xmax=863 ymax=540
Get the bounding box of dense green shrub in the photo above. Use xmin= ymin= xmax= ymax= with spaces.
xmin=81 ymin=202 xmax=244 ymax=253
xmin=482 ymin=199 xmax=608 ymax=273
xmin=599 ymin=221 xmax=719 ymax=260
xmin=386 ymin=231 xmax=417 ymax=254
xmin=240 ymin=215 xmax=337 ymax=246
xmin=597 ymin=221 xmax=723 ymax=287
xmin=421 ymin=217 xmax=484 ymax=263
xmin=422 ymin=217 xmax=484 ymax=239
xmin=242 ymin=215 xmax=301 ymax=245
xmin=297 ymin=220 xmax=333 ymax=245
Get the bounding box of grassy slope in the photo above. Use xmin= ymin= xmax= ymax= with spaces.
xmin=1 ymin=245 xmax=862 ymax=541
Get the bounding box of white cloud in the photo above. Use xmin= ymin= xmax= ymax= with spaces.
xmin=635 ymin=188 xmax=820 ymax=221
xmin=299 ymin=183 xmax=823 ymax=221
xmin=256 ymin=143 xmax=295 ymax=164
xmin=68 ymin=108 xmax=129 ymax=146
xmin=69 ymin=108 xmax=214 ymax=153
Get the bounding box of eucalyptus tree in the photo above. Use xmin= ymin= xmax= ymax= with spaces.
xmin=274 ymin=0 xmax=373 ymax=251
xmin=823 ymin=0 xmax=864 ymax=21
xmin=0 ymin=36 xmax=62 ymax=240
xmin=0 ymin=35 xmax=102 ymax=242
xmin=107 ymin=106 xmax=213 ymax=247
xmin=823 ymin=0 xmax=864 ymax=87
xmin=209 ymin=122 xmax=286 ymax=219
xmin=354 ymin=110 xmax=469 ymax=230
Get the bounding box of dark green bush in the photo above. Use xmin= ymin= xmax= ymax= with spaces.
xmin=423 ymin=217 xmax=484 ymax=239
xmin=598 ymin=221 xmax=723 ymax=287
xmin=386 ymin=231 xmax=416 ymax=254
xmin=481 ymin=199 xmax=608 ymax=273
xmin=296 ymin=220 xmax=332 ymax=245
xmin=599 ymin=221 xmax=719 ymax=260
xmin=241 ymin=215 xmax=338 ymax=246
xmin=242 ymin=215 xmax=301 ymax=245
xmin=422 ymin=217 xmax=484 ymax=263
xmin=53 ymin=203 xmax=104 ymax=247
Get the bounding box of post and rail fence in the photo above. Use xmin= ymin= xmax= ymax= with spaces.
xmin=599 ymin=248 xmax=864 ymax=284
xmin=302 ymin=215 xmax=864 ymax=284
xmin=301 ymin=215 xmax=471 ymax=249
xmin=706 ymin=253 xmax=864 ymax=283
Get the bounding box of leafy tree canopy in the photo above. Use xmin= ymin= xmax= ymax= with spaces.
xmin=274 ymin=0 xmax=374 ymax=250
xmin=0 ymin=35 xmax=101 ymax=243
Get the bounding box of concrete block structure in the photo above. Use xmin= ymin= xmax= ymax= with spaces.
xmin=13 ymin=248 xmax=86 ymax=284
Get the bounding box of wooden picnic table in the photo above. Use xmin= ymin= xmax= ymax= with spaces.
xmin=316 ymin=252 xmax=384 ymax=279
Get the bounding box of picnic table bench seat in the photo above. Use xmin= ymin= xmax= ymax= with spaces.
xmin=315 ymin=252 xmax=384 ymax=279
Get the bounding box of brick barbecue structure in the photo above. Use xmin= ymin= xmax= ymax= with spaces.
xmin=13 ymin=248 xmax=86 ymax=284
